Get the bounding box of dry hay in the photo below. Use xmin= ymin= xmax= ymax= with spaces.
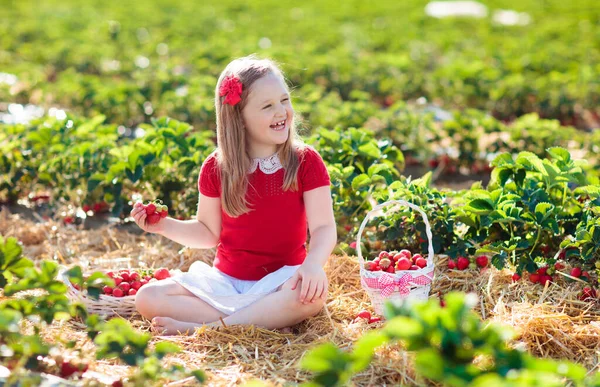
xmin=2 ymin=208 xmax=600 ymax=386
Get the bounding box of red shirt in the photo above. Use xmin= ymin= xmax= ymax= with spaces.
xmin=198 ymin=146 xmax=331 ymax=280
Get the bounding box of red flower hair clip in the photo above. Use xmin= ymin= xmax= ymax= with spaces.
xmin=219 ymin=75 xmax=243 ymax=106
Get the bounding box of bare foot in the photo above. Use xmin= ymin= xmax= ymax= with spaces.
xmin=151 ymin=316 xmax=209 ymax=336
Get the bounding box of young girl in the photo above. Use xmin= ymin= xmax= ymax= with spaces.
xmin=130 ymin=55 xmax=337 ymax=335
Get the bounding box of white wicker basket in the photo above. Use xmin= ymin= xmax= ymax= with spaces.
xmin=58 ymin=267 xmax=138 ymax=318
xmin=357 ymin=199 xmax=436 ymax=316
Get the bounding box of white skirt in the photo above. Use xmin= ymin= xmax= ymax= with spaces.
xmin=170 ymin=260 xmax=301 ymax=315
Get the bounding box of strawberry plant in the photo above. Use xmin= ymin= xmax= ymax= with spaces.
xmin=301 ymin=292 xmax=590 ymax=386
xmin=86 ymin=315 xmax=206 ymax=385
xmin=307 ymin=126 xmax=404 ymax=243
xmin=457 ymin=148 xmax=594 ymax=275
xmin=369 ymin=172 xmax=469 ymax=258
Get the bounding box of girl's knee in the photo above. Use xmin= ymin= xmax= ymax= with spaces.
xmin=284 ymin=284 xmax=326 ymax=314
xmin=135 ymin=282 xmax=163 ymax=317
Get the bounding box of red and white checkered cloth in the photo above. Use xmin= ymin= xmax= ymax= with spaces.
xmin=363 ymin=271 xmax=433 ymax=297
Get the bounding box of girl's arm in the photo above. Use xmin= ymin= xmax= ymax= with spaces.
xmin=158 ymin=193 xmax=222 ymax=249
xmin=302 ymin=186 xmax=337 ymax=267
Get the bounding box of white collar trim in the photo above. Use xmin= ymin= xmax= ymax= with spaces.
xmin=249 ymin=153 xmax=283 ymax=174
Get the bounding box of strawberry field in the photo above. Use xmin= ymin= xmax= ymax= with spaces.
xmin=2 ymin=0 xmax=600 ymax=386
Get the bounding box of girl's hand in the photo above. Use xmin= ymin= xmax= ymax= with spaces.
xmin=288 ymin=263 xmax=328 ymax=304
xmin=130 ymin=202 xmax=166 ymax=234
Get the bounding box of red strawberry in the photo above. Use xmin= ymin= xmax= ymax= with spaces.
xmin=113 ymin=277 xmax=123 ymax=286
xmin=537 ymin=267 xmax=548 ymax=276
xmin=448 ymin=260 xmax=456 ymax=270
xmin=379 ymin=258 xmax=392 ymax=269
xmin=119 ymin=282 xmax=131 ymax=293
xmin=128 ymin=288 xmax=137 ymax=296
xmin=120 ymin=272 xmax=130 ymax=282
xmin=60 ymin=361 xmax=79 ymax=378
xmin=378 ymin=251 xmax=390 ymax=260
xmin=112 ymin=288 xmax=124 ymax=297
xmin=475 ymin=255 xmax=488 ymax=268
xmin=411 ymin=253 xmax=423 ymax=262
xmin=106 ymin=271 xmax=115 ymax=278
xmin=529 ymin=273 xmax=540 ymax=283
xmin=112 ymin=380 xmax=123 ymax=387
xmin=581 ymin=271 xmax=592 ymax=282
xmin=366 ymin=261 xmax=378 ymax=271
xmin=457 ymin=257 xmax=469 ymax=270
xmin=570 ymin=267 xmax=582 ymax=278
xmin=580 ymin=287 xmax=596 ymax=301
xmin=399 ymin=249 xmax=412 ymax=259
xmin=415 ymin=257 xmax=427 ymax=268
xmin=154 ymin=268 xmax=170 ymax=280
xmin=386 ymin=265 xmax=395 ymax=273
xmin=103 ymin=286 xmax=113 ymax=295
xmin=409 ymin=265 xmax=419 ymax=270
xmin=145 ymin=203 xmax=156 ymax=215
xmin=396 ymin=258 xmax=411 ymax=271
xmin=349 ymin=242 xmax=357 ymax=249
xmin=539 ymin=275 xmax=552 ymax=286
xmin=147 ymin=212 xmax=161 ymax=225
xmin=368 ymin=317 xmax=382 ymax=324
xmin=131 ymin=281 xmax=142 ymax=290
xmin=554 ymin=262 xmax=565 ymax=270
xmin=82 ymin=204 xmax=91 ymax=212
xmin=512 ymin=273 xmax=521 ymax=282
xmin=344 ymin=225 xmax=352 ymax=232
xmin=356 ymin=310 xmax=371 ymax=320
xmin=129 ymin=272 xmax=139 ymax=281
xmin=64 ymin=216 xmax=74 ymax=224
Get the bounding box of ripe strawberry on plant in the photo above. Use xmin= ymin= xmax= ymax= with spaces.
xmin=512 ymin=273 xmax=521 ymax=282
xmin=448 ymin=260 xmax=456 ymax=270
xmin=581 ymin=271 xmax=592 ymax=282
xmin=475 ymin=255 xmax=488 ymax=268
xmin=570 ymin=267 xmax=582 ymax=278
xmin=529 ymin=273 xmax=540 ymax=283
xmin=580 ymin=287 xmax=597 ymax=301
xmin=456 ymin=257 xmax=469 ymax=270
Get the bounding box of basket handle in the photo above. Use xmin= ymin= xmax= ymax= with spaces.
xmin=356 ymin=199 xmax=434 ymax=269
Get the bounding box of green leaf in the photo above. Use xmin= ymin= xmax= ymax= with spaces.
xmin=465 ymin=199 xmax=494 ymax=213
xmin=547 ymin=147 xmax=571 ymax=163
xmin=351 ymin=174 xmax=372 ymax=190
xmin=357 ymin=142 xmax=381 ymax=159
xmin=534 ymin=202 xmax=554 ymax=224
xmin=1 ymin=237 xmax=23 ymax=269
xmin=574 ymin=185 xmax=600 ymax=198
xmin=154 ymin=342 xmax=181 ymax=359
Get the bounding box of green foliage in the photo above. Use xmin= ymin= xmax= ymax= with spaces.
xmin=456 ymin=147 xmax=596 ymax=274
xmin=302 ymin=292 xmax=591 ymax=387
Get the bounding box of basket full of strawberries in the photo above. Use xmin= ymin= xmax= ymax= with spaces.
xmin=356 ymin=199 xmax=436 ymax=316
xmin=58 ymin=266 xmax=175 ymax=317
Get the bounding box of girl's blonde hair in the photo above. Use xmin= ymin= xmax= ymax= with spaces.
xmin=214 ymin=54 xmax=305 ymax=217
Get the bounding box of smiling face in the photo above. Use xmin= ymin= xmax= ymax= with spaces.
xmin=241 ymin=72 xmax=294 ymax=159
